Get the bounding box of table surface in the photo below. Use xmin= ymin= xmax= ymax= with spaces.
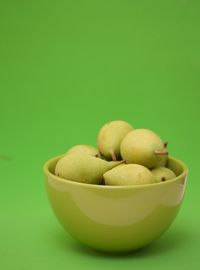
xmin=0 ymin=1 xmax=200 ymax=269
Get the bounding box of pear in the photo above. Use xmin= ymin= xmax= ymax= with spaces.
xmin=66 ymin=144 xmax=100 ymax=157
xmin=55 ymin=152 xmax=124 ymax=184
xmin=151 ymin=167 xmax=176 ymax=182
xmin=120 ymin=129 xmax=168 ymax=169
xmin=103 ymin=164 xmax=155 ymax=186
xmin=97 ymin=120 xmax=133 ymax=161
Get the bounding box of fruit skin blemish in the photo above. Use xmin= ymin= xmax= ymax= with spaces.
xmin=151 ymin=167 xmax=176 ymax=183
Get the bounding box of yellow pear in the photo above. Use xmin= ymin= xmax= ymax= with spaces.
xmin=55 ymin=152 xmax=124 ymax=184
xmin=120 ymin=129 xmax=168 ymax=169
xmin=151 ymin=167 xmax=176 ymax=182
xmin=103 ymin=164 xmax=155 ymax=186
xmin=97 ymin=120 xmax=133 ymax=161
xmin=66 ymin=144 xmax=100 ymax=157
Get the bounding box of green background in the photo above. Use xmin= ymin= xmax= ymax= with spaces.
xmin=0 ymin=0 xmax=200 ymax=269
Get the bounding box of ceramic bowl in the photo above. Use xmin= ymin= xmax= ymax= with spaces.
xmin=43 ymin=156 xmax=188 ymax=252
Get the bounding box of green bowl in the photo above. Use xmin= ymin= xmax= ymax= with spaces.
xmin=43 ymin=156 xmax=188 ymax=253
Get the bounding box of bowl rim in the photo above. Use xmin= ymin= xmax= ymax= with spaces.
xmin=43 ymin=155 xmax=188 ymax=190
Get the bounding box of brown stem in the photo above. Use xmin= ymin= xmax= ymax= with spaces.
xmin=110 ymin=150 xmax=117 ymax=161
xmin=118 ymin=160 xmax=126 ymax=165
xmin=164 ymin=141 xmax=168 ymax=148
xmin=154 ymin=149 xmax=168 ymax=155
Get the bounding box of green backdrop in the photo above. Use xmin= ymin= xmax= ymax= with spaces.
xmin=0 ymin=1 xmax=200 ymax=269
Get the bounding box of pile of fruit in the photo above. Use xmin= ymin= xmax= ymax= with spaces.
xmin=55 ymin=120 xmax=176 ymax=186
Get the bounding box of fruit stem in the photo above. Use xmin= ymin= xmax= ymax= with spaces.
xmin=118 ymin=160 xmax=126 ymax=165
xmin=164 ymin=141 xmax=168 ymax=148
xmin=154 ymin=149 xmax=168 ymax=155
xmin=110 ymin=150 xmax=117 ymax=161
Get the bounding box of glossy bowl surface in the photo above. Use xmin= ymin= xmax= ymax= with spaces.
xmin=43 ymin=156 xmax=188 ymax=252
